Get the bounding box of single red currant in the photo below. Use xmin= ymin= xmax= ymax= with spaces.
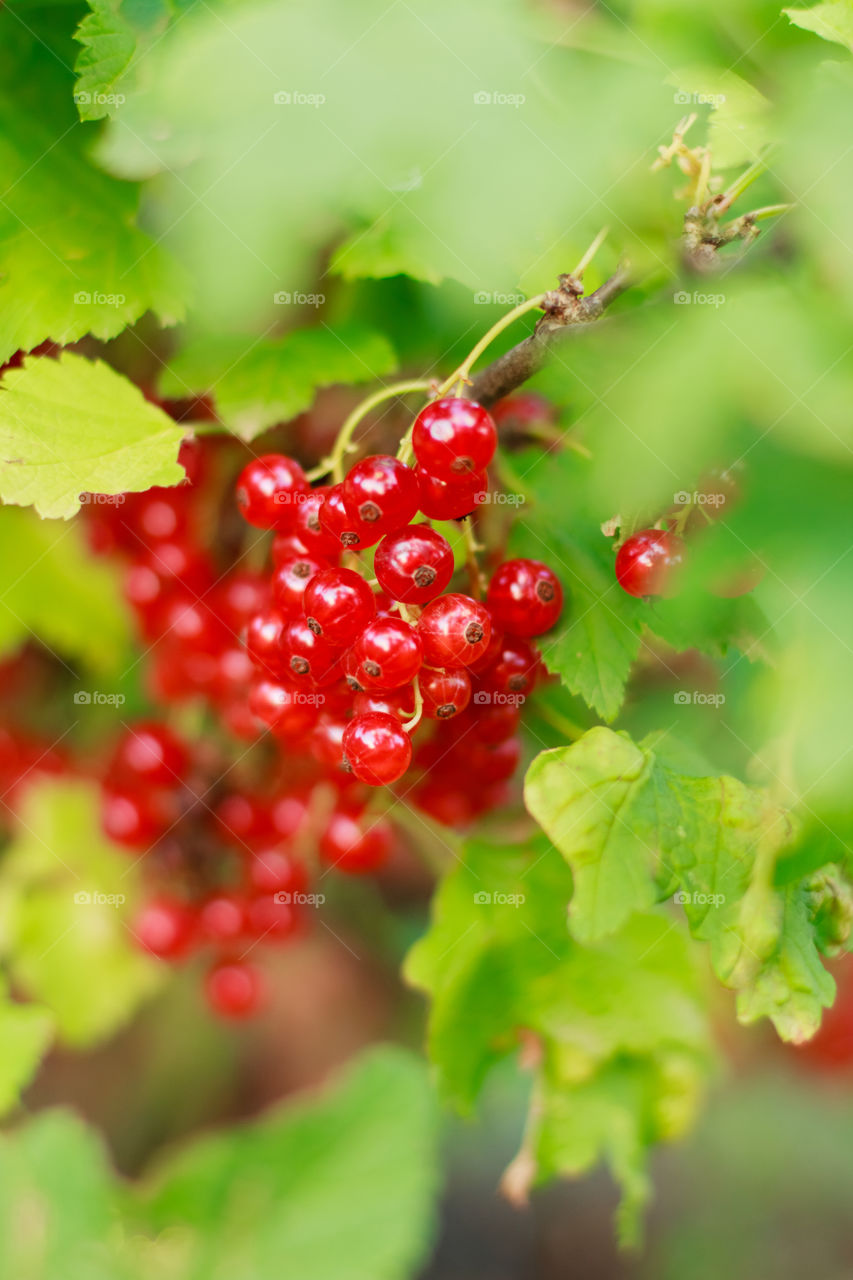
xmin=245 ymin=607 xmax=289 ymax=679
xmin=480 ymin=637 xmax=541 ymax=696
xmin=352 ymin=686 xmax=416 ymax=720
xmin=342 ymin=713 xmax=412 ymax=786
xmin=615 ymin=530 xmax=685 ymax=598
xmin=413 ymin=397 xmax=497 ymax=481
xmin=303 ymin=567 xmax=376 ymax=648
xmin=111 ymin=722 xmax=190 ymax=788
xmin=486 ymin=559 xmax=563 ymax=637
xmin=416 ymin=593 xmax=492 ymax=667
xmin=245 ymin=893 xmax=299 ymax=943
xmin=342 ymin=455 xmax=420 ymax=540
xmin=235 ymin=454 xmax=308 ymax=531
xmin=248 ymin=678 xmax=319 ymax=735
xmin=320 ymin=811 xmax=393 ymax=873
xmin=416 ymin=468 xmax=488 ymax=520
xmin=318 ymin=484 xmax=371 ymax=550
xmin=374 ymin=525 xmax=454 ymax=604
xmin=247 ymin=846 xmax=308 ymax=896
xmin=199 ymin=895 xmax=248 ymax=945
xmin=420 ymin=668 xmax=472 ymax=720
xmin=205 ymin=960 xmax=265 ymax=1018
xmin=283 ymin=618 xmax=341 ymax=687
xmin=213 ymin=571 xmax=269 ymax=633
xmin=352 ymin=617 xmax=423 ymax=691
xmin=292 ymin=486 xmax=340 ymax=558
xmin=134 ymin=897 xmax=196 ymax=959
xmin=102 ymin=788 xmax=173 ymax=848
xmin=271 ymin=555 xmax=324 ymax=615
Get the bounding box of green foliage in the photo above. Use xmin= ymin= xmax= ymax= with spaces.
xmin=0 ymin=1048 xmax=438 ymax=1280
xmin=0 ymin=354 xmax=186 ymax=518
xmin=784 ymin=1 xmax=853 ymax=51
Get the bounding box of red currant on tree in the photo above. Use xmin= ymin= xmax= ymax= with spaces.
xmin=317 ymin=484 xmax=371 ymax=550
xmin=420 ymin=667 xmax=472 ymax=720
xmin=235 ymin=454 xmax=308 ymax=531
xmin=135 ymin=897 xmax=196 ymax=959
xmin=110 ymin=721 xmax=190 ymax=788
xmin=373 ymin=524 xmax=454 ymax=604
xmin=320 ymin=811 xmax=393 ymax=873
xmin=416 ymin=467 xmax=488 ymax=520
xmin=486 ymin=559 xmax=563 ymax=637
xmin=283 ymin=618 xmax=341 ymax=687
xmin=615 ymin=529 xmax=685 ymax=598
xmin=204 ymin=960 xmax=265 ymax=1019
xmin=342 ymin=455 xmax=420 ymax=541
xmin=416 ymin=593 xmax=492 ymax=667
xmin=351 ymin=617 xmax=423 ymax=691
xmin=303 ymin=566 xmax=376 ymax=647
xmin=342 ymin=712 xmax=412 ymax=786
xmin=412 ymin=397 xmax=497 ymax=481
xmin=271 ymin=555 xmax=324 ymax=615
xmin=292 ymin=486 xmax=341 ymax=558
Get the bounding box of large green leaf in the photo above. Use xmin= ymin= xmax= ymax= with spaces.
xmin=785 ymin=1 xmax=853 ymax=51
xmin=0 ymin=353 xmax=186 ymax=518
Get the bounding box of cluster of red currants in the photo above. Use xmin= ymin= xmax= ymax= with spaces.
xmin=235 ymin=396 xmax=564 ymax=820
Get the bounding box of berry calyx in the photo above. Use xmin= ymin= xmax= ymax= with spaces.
xmin=342 ymin=455 xmax=420 ymax=540
xmin=235 ymin=454 xmax=308 ymax=531
xmin=615 ymin=529 xmax=685 ymax=598
xmin=413 ymin=397 xmax=497 ymax=481
xmin=420 ymin=667 xmax=472 ymax=720
xmin=283 ymin=618 xmax=340 ymax=687
xmin=486 ymin=559 xmax=563 ymax=637
xmin=352 ymin=617 xmax=423 ymax=691
xmin=303 ymin=567 xmax=376 ymax=648
xmin=416 ymin=593 xmax=492 ymax=668
xmin=374 ymin=525 xmax=454 ymax=604
xmin=342 ymin=713 xmax=412 ymax=786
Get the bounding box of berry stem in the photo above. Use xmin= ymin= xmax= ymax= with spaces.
xmin=402 ymin=676 xmax=423 ymax=733
xmin=462 ymin=518 xmax=486 ymax=599
xmin=320 ymin=380 xmax=433 ymax=484
xmin=572 ymin=225 xmax=609 ymax=278
xmin=436 ymin=294 xmax=547 ymax=398
xmin=713 ymin=154 xmax=769 ymax=216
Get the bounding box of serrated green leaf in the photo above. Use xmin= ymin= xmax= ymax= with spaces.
xmin=525 ymin=728 xmax=838 ymax=1041
xmin=138 ymin=1046 xmax=439 ymax=1280
xmin=785 ymin=1 xmax=853 ymax=51
xmin=331 ymin=214 xmax=446 ymax=285
xmin=0 ymin=506 xmax=131 ymax=672
xmin=0 ymin=353 xmax=186 ymax=518
xmin=2 ymin=779 xmax=162 ymax=1046
xmin=160 ymin=325 xmax=397 ymax=440
xmin=73 ymin=0 xmax=174 ymax=121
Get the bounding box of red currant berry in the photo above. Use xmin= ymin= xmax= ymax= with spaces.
xmin=235 ymin=454 xmax=308 ymax=531
xmin=271 ymin=555 xmax=324 ymax=615
xmin=214 ymin=571 xmax=269 ymax=634
xmin=466 ymin=701 xmax=521 ymax=744
xmin=486 ymin=559 xmax=563 ymax=637
xmin=491 ymin=392 xmax=554 ymax=435
xmin=416 ymin=593 xmax=492 ymax=668
xmin=615 ymin=530 xmax=685 ymax=598
xmin=205 ymin=960 xmax=265 ymax=1018
xmin=292 ymin=486 xmax=340 ymax=558
xmin=420 ymin=668 xmax=472 ymax=720
xmin=246 ymin=893 xmax=299 ymax=943
xmin=352 ymin=686 xmax=415 ymax=720
xmin=352 ymin=617 xmax=422 ymax=691
xmin=469 ymin=736 xmax=521 ymax=783
xmin=159 ymin=594 xmax=228 ymax=654
xmin=374 ymin=525 xmax=454 ymax=605
xmin=102 ymin=788 xmax=173 ymax=848
xmin=342 ymin=713 xmax=412 ymax=786
xmin=199 ymin=895 xmax=248 ymax=945
xmin=283 ymin=618 xmax=341 ymax=687
xmin=214 ymin=792 xmax=275 ymax=848
xmin=412 ymin=397 xmax=497 ymax=481
xmin=310 ymin=714 xmax=349 ymax=769
xmin=318 ymin=484 xmax=371 ymax=550
xmin=320 ymin=811 xmax=393 ymax=873
xmin=342 ymin=455 xmax=420 ymax=540
xmin=303 ymin=567 xmax=376 ymax=648
xmin=248 ymin=678 xmax=319 ymax=735
xmin=247 ymin=846 xmax=308 ymax=896
xmin=111 ymin=722 xmax=190 ymax=788
xmin=416 ymin=468 xmax=488 ymax=520
xmin=271 ymin=532 xmax=311 ymax=565
xmin=245 ymin=607 xmax=289 ymax=679
xmin=480 ymin=637 xmax=541 ymax=696
xmin=135 ymin=897 xmax=195 ymax=959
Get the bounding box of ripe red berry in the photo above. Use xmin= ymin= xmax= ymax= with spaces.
xmin=199 ymin=895 xmax=248 ymax=945
xmin=205 ymin=960 xmax=265 ymax=1018
xmin=247 ymin=846 xmax=308 ymax=896
xmin=491 ymin=392 xmax=554 ymax=434
xmin=245 ymin=893 xmax=299 ymax=943
xmin=318 ymin=484 xmax=371 ymax=550
xmin=283 ymin=618 xmax=341 ymax=687
xmin=480 ymin=637 xmax=541 ymax=696
xmin=214 ymin=571 xmax=269 ymax=633
xmin=248 ymin=678 xmax=319 ymax=735
xmin=292 ymin=486 xmax=340 ymax=558
xmin=615 ymin=529 xmax=685 ymax=598
xmin=303 ymin=567 xmax=376 ymax=648
xmin=420 ymin=668 xmax=472 ymax=720
xmin=416 ymin=593 xmax=492 ymax=668
xmin=271 ymin=555 xmax=324 ymax=615
xmin=310 ymin=714 xmax=349 ymax=769
xmin=342 ymin=455 xmax=420 ymax=541
xmin=320 ymin=811 xmax=393 ymax=873
xmin=374 ymin=525 xmax=454 ymax=604
xmin=352 ymin=617 xmax=422 ymax=691
xmin=102 ymin=788 xmax=173 ymax=848
xmin=245 ymin=607 xmax=289 ymax=678
xmin=413 ymin=397 xmax=497 ymax=481
xmin=135 ymin=897 xmax=195 ymax=959
xmin=342 ymin=713 xmax=412 ymax=786
xmin=416 ymin=468 xmax=488 ymax=520
xmin=486 ymin=559 xmax=563 ymax=637
xmin=235 ymin=454 xmax=308 ymax=531
xmin=352 ymin=686 xmax=416 ymax=720
xmin=111 ymin=722 xmax=190 ymax=788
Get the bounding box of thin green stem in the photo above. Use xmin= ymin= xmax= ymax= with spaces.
xmin=572 ymin=226 xmax=609 ymax=278
xmin=319 ymin=380 xmax=433 ymax=484
xmin=461 ymin=517 xmax=486 ymax=599
xmin=402 ymin=675 xmax=423 ymax=733
xmin=437 ymin=294 xmax=546 ymax=398
xmin=713 ymin=155 xmax=769 ymax=216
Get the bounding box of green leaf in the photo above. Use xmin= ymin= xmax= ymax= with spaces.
xmin=405 ymin=838 xmax=712 ymax=1243
xmin=160 ymin=324 xmax=398 ymax=440
xmin=74 ymin=0 xmax=174 ymax=121
xmin=525 ymin=728 xmax=838 ymax=1041
xmin=667 ymin=67 xmax=772 ymax=169
xmin=0 ymin=506 xmax=131 ymax=672
xmin=330 ymin=214 xmax=447 ymax=286
xmin=2 ymin=779 xmax=162 ymax=1046
xmin=139 ymin=1046 xmax=439 ymax=1280
xmin=785 ymin=1 xmax=853 ymax=52
xmin=0 ymin=983 xmax=53 ymax=1119
xmin=0 ymin=353 xmax=186 ymax=519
